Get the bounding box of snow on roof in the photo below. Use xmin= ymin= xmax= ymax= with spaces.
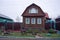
xmin=0 ymin=14 xmax=12 ymax=20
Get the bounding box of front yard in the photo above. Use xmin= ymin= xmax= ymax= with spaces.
xmin=0 ymin=32 xmax=60 ymax=38
xmin=40 ymin=33 xmax=60 ymax=38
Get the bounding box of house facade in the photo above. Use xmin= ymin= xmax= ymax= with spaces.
xmin=22 ymin=3 xmax=45 ymax=31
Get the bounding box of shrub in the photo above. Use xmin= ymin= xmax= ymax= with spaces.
xmin=48 ymin=29 xmax=55 ymax=34
xmin=25 ymin=29 xmax=32 ymax=33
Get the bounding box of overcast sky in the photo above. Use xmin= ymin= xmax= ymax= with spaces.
xmin=0 ymin=0 xmax=60 ymax=22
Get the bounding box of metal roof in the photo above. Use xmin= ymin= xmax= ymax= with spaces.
xmin=0 ymin=14 xmax=12 ymax=20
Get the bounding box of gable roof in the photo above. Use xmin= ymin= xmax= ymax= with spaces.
xmin=26 ymin=3 xmax=42 ymax=9
xmin=22 ymin=3 xmax=45 ymax=16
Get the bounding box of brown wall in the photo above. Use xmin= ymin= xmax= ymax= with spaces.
xmin=23 ymin=16 xmax=45 ymax=30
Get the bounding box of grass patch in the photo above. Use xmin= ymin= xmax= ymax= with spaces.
xmin=40 ymin=33 xmax=60 ymax=38
xmin=0 ymin=32 xmax=60 ymax=38
xmin=5 ymin=32 xmax=35 ymax=37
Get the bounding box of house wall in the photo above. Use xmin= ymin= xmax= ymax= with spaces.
xmin=23 ymin=16 xmax=45 ymax=31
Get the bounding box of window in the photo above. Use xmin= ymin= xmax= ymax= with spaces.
xmin=37 ymin=18 xmax=42 ymax=24
xmin=31 ymin=18 xmax=36 ymax=24
xmin=29 ymin=8 xmax=38 ymax=13
xmin=25 ymin=18 xmax=30 ymax=24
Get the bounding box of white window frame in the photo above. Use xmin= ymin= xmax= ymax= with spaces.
xmin=25 ymin=18 xmax=30 ymax=24
xmin=31 ymin=18 xmax=36 ymax=24
xmin=37 ymin=18 xmax=42 ymax=24
xmin=29 ymin=8 xmax=38 ymax=13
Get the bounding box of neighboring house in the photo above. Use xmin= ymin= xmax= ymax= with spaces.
xmin=45 ymin=13 xmax=49 ymax=18
xmin=22 ymin=3 xmax=45 ymax=31
xmin=55 ymin=17 xmax=60 ymax=30
xmin=45 ymin=13 xmax=56 ymax=30
xmin=0 ymin=14 xmax=13 ymax=22
xmin=0 ymin=14 xmax=13 ymax=31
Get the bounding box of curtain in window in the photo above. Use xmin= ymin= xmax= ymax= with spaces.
xmin=31 ymin=18 xmax=36 ymax=24
xmin=29 ymin=8 xmax=38 ymax=13
xmin=37 ymin=18 xmax=42 ymax=24
xmin=25 ymin=18 xmax=30 ymax=24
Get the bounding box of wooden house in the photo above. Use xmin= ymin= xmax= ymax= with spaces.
xmin=22 ymin=3 xmax=45 ymax=31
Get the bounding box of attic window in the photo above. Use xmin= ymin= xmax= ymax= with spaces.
xmin=29 ymin=8 xmax=38 ymax=13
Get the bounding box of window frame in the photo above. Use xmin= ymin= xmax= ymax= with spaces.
xmin=31 ymin=18 xmax=36 ymax=24
xmin=25 ymin=18 xmax=30 ymax=24
xmin=37 ymin=18 xmax=42 ymax=24
xmin=29 ymin=8 xmax=38 ymax=13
